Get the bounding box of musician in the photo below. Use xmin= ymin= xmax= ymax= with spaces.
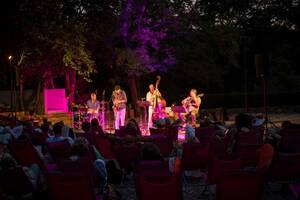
xmin=181 ymin=89 xmax=202 ymax=126
xmin=112 ymin=85 xmax=127 ymax=130
xmin=86 ymin=93 xmax=100 ymax=119
xmin=146 ymin=84 xmax=162 ymax=127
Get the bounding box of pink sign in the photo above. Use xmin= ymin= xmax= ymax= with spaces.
xmin=44 ymin=89 xmax=69 ymax=114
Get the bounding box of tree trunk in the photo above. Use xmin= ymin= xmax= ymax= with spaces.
xmin=127 ymin=74 xmax=138 ymax=116
xmin=65 ymin=69 xmax=76 ymax=104
xmin=16 ymin=66 xmax=25 ymax=112
xmin=19 ymin=79 xmax=25 ymax=111
xmin=34 ymin=78 xmax=42 ymax=114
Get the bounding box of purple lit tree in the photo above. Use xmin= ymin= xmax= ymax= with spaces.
xmin=119 ymin=0 xmax=175 ymax=73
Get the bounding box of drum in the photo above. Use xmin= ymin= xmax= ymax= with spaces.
xmin=73 ymin=112 xmax=81 ymax=122
xmin=82 ymin=112 xmax=90 ymax=122
xmin=87 ymin=112 xmax=99 ymax=122
xmin=73 ymin=112 xmax=83 ymax=129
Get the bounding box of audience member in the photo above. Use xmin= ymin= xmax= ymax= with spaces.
xmin=226 ymin=113 xmax=254 ymax=154
xmin=90 ymin=118 xmax=104 ymax=137
xmin=0 ymin=141 xmax=41 ymax=189
xmin=124 ymin=119 xmax=141 ymax=137
xmin=185 ymin=124 xmax=199 ymax=143
xmin=46 ymin=122 xmax=74 ymax=145
xmin=69 ymin=137 xmax=107 ymax=191
xmin=141 ymin=143 xmax=164 ymax=161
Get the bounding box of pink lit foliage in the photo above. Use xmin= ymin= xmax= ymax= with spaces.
xmin=119 ymin=0 xmax=175 ymax=73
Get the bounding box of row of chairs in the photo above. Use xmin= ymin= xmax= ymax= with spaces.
xmin=279 ymin=128 xmax=300 ymax=153
xmin=5 ymin=126 xmax=300 ymax=200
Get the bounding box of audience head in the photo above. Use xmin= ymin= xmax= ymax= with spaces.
xmin=126 ymin=119 xmax=138 ymax=130
xmin=53 ymin=122 xmax=63 ymax=136
xmin=156 ymin=118 xmax=166 ymax=128
xmin=252 ymin=116 xmax=264 ymax=128
xmin=43 ymin=118 xmax=48 ymax=124
xmin=91 ymin=118 xmax=99 ymax=128
xmin=235 ymin=113 xmax=253 ymax=131
xmin=81 ymin=121 xmax=90 ymax=133
xmin=41 ymin=123 xmax=49 ymax=133
xmin=71 ymin=137 xmax=89 ymax=157
xmin=141 ymin=143 xmax=163 ymax=161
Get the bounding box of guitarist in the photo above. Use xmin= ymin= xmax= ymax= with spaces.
xmin=146 ymin=83 xmax=162 ymax=128
xmin=181 ymin=89 xmax=203 ymax=126
xmin=112 ymin=85 xmax=127 ymax=130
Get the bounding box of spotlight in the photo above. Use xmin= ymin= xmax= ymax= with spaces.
xmin=8 ymin=55 xmax=13 ymax=60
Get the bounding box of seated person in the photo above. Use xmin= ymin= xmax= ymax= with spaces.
xmin=226 ymin=113 xmax=254 ymax=154
xmin=141 ymin=143 xmax=164 ymax=162
xmin=58 ymin=121 xmax=74 ymax=139
xmin=124 ymin=119 xmax=141 ymax=137
xmin=0 ymin=141 xmax=41 ymax=190
xmin=69 ymin=137 xmax=107 ymax=192
xmin=46 ymin=122 xmax=74 ymax=145
xmin=185 ymin=124 xmax=199 ymax=144
xmin=140 ymin=143 xmax=179 ymax=174
xmin=90 ymin=118 xmax=104 ymax=136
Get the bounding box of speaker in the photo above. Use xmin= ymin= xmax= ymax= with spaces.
xmin=255 ymin=54 xmax=270 ymax=78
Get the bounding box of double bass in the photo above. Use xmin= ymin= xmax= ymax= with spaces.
xmin=152 ymin=76 xmax=166 ymax=122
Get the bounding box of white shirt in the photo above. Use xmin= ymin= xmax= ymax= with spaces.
xmin=146 ymin=91 xmax=155 ymax=107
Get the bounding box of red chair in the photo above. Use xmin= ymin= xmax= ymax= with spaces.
xmin=150 ymin=134 xmax=173 ymax=157
xmin=208 ymin=136 xmax=228 ymax=159
xmin=236 ymin=144 xmax=262 ymax=167
xmin=268 ymin=152 xmax=300 ymax=182
xmin=206 ymin=154 xmax=242 ymax=184
xmin=56 ymin=157 xmax=100 ymax=187
xmin=134 ymin=160 xmax=171 ymax=199
xmin=167 ymin=126 xmax=179 ymax=143
xmin=236 ymin=131 xmax=262 ymax=146
xmin=47 ymin=172 xmax=102 ymax=200
xmin=181 ymin=143 xmax=209 ymax=171
xmin=137 ymin=175 xmax=182 ymax=200
xmin=216 ymin=170 xmax=264 ymax=200
xmin=9 ymin=139 xmax=47 ymax=171
xmin=256 ymin=144 xmax=274 ymax=172
xmin=150 ymin=128 xmax=167 ymax=135
xmin=135 ymin=160 xmax=170 ymax=177
xmin=112 ymin=143 xmax=140 ymax=172
xmin=134 ymin=160 xmax=182 ymax=200
xmin=94 ymin=137 xmax=115 ymax=160
xmin=195 ymin=126 xmax=216 ymax=143
xmin=0 ymin=167 xmax=35 ymax=198
xmin=279 ymin=129 xmax=300 ymax=153
xmin=280 ymin=128 xmax=300 ymax=141
xmin=46 ymin=140 xmax=72 ymax=160
xmin=150 ymin=127 xmax=176 ymax=149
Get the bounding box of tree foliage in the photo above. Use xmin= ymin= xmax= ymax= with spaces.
xmin=1 ymin=0 xmax=299 ymax=98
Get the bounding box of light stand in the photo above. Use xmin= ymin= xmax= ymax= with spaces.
xmin=240 ymin=35 xmax=250 ymax=112
xmin=260 ymin=71 xmax=277 ymax=131
xmin=8 ymin=56 xmax=17 ymax=119
xmin=255 ymin=53 xmax=278 ymax=132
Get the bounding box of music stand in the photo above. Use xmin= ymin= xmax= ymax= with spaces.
xmin=137 ymin=99 xmax=151 ymax=130
xmin=173 ymin=106 xmax=186 ymax=113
